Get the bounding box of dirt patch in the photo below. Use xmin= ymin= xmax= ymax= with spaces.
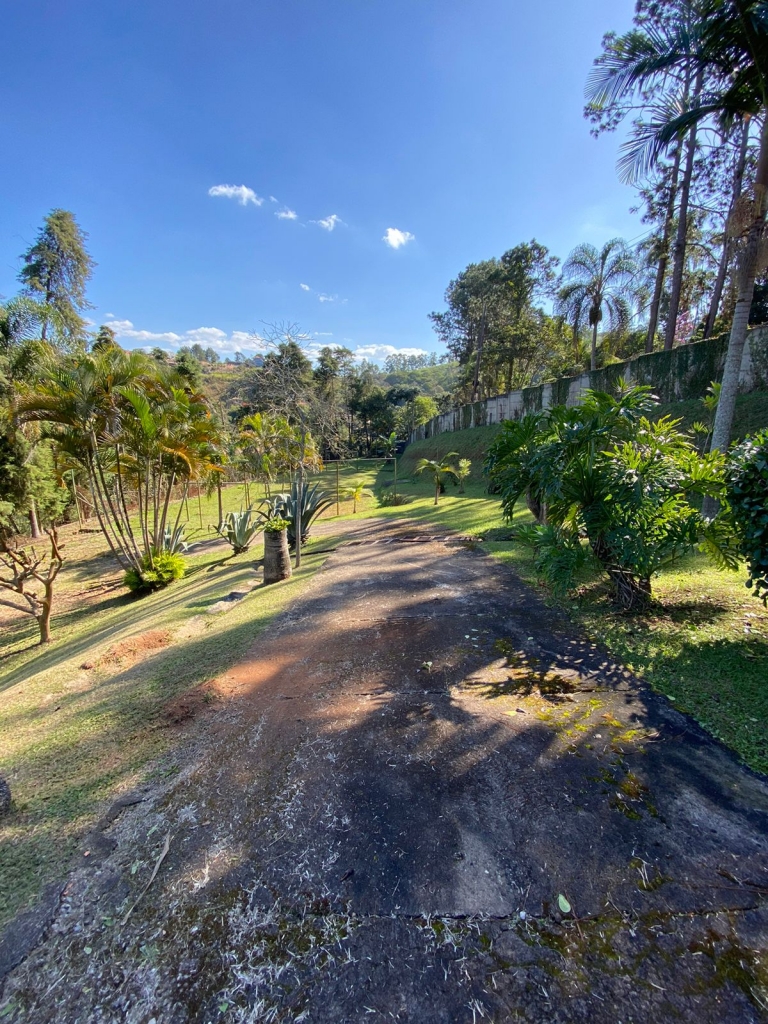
xmin=83 ymin=628 xmax=173 ymax=670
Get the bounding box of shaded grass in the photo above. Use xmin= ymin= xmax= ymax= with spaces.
xmin=0 ymin=537 xmax=333 ymax=928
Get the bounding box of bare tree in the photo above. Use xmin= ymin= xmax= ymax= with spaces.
xmin=0 ymin=527 xmax=64 ymax=643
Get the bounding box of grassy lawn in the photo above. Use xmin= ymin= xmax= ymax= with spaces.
xmin=0 ymin=526 xmax=335 ymax=928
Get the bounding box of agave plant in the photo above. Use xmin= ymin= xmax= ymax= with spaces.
xmin=271 ymin=481 xmax=335 ymax=547
xmin=216 ymin=508 xmax=262 ymax=554
xmin=161 ymin=524 xmax=189 ymax=554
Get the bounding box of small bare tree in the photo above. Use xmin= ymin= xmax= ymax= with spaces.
xmin=0 ymin=528 xmax=64 ymax=644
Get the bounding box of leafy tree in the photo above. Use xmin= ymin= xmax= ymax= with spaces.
xmin=556 ymin=239 xmax=637 ymax=371
xmin=487 ymin=383 xmax=736 ymax=609
xmin=415 ymin=453 xmax=460 ymax=505
xmin=19 ymin=210 xmax=94 ymax=345
xmin=92 ymin=324 xmax=118 ymax=350
xmin=456 ymin=458 xmax=472 ymax=493
xmin=397 ymin=395 xmax=439 ymax=436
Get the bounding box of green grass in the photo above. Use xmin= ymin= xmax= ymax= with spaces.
xmin=0 ymin=531 xmax=334 ymax=928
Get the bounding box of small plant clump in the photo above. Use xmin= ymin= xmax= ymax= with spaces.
xmin=123 ymin=551 xmax=186 ymax=593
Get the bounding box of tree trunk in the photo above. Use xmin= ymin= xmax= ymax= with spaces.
xmin=664 ymin=67 xmax=704 ymax=352
xmin=609 ymin=568 xmax=652 ymax=612
xmin=263 ymin=528 xmax=292 ymax=584
xmin=434 ymin=481 xmax=439 ymax=505
xmin=216 ymin=477 xmax=223 ymax=529
xmin=646 ymin=131 xmax=684 ymax=353
xmin=710 ymin=117 xmax=768 ymax=456
xmin=590 ymin=321 xmax=598 ymax=372
xmin=37 ymin=590 xmax=53 ymax=644
xmin=704 ymin=119 xmax=750 ymax=340
xmin=28 ymin=501 xmax=41 ymax=540
xmin=472 ymin=305 xmax=487 ymax=401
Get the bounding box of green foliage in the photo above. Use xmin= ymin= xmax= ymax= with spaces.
xmin=487 ymin=383 xmax=738 ymax=609
xmin=18 ymin=209 xmax=94 ymax=346
xmin=123 ymin=551 xmax=186 ymax=593
xmin=263 ymin=517 xmax=290 ymax=533
xmin=216 ymin=508 xmax=262 ymax=554
xmin=271 ymin=481 xmax=335 ymax=546
xmin=725 ymin=430 xmax=768 ymax=605
xmin=415 ymin=453 xmax=460 ymax=504
xmin=342 ymin=479 xmax=374 ymax=513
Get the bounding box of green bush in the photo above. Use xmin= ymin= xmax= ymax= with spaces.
xmin=123 ymin=550 xmax=187 ymax=592
xmin=487 ymin=382 xmax=738 ymax=610
xmin=726 ymin=429 xmax=768 ymax=605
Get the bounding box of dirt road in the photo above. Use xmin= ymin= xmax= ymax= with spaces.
xmin=2 ymin=519 xmax=768 ymax=1022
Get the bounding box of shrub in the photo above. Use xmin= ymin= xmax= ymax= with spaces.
xmin=123 ymin=550 xmax=186 ymax=592
xmin=487 ymin=382 xmax=738 ymax=610
xmin=725 ymin=429 xmax=768 ymax=605
xmin=377 ymin=491 xmax=412 ymax=507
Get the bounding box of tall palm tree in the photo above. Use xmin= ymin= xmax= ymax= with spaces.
xmin=586 ymin=0 xmax=768 ymax=453
xmin=557 ymin=240 xmax=637 ymax=371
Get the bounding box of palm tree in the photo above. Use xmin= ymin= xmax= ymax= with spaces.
xmin=343 ymin=480 xmax=374 ymax=513
xmin=415 ymin=453 xmax=460 ymax=505
xmin=585 ymin=0 xmax=768 ymax=453
xmin=557 ymin=240 xmax=637 ymax=371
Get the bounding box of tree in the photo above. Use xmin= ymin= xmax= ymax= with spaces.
xmin=0 ymin=528 xmax=64 ymax=643
xmin=415 ymin=453 xmax=460 ymax=505
xmin=456 ymin=458 xmax=472 ymax=493
xmin=585 ymin=0 xmax=768 ymax=454
xmin=17 ymin=347 xmax=221 ymax=588
xmin=398 ymin=395 xmax=439 ymax=436
xmin=557 ymin=239 xmax=637 ymax=371
xmin=19 ymin=210 xmax=94 ymax=345
xmin=487 ymin=383 xmax=736 ymax=609
xmin=430 ymin=241 xmax=560 ymax=400
xmin=343 ymin=480 xmax=374 ymax=513
xmin=92 ymin=324 xmax=118 ymax=350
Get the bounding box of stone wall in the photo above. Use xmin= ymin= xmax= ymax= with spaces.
xmin=411 ymin=325 xmax=768 ymax=442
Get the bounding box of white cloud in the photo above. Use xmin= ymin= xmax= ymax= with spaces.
xmin=269 ymin=195 xmax=278 ymax=203
xmin=383 ymin=227 xmax=415 ymax=249
xmin=208 ymin=184 xmax=263 ymax=206
xmin=276 ymin=207 xmax=298 ymax=220
xmin=105 ymin=317 xmax=263 ymax=354
xmin=318 ymin=293 xmax=337 ymax=303
xmin=352 ymin=344 xmax=427 ymax=363
xmin=312 ymin=213 xmax=342 ymax=231
xmin=300 ymin=283 xmax=311 ymax=291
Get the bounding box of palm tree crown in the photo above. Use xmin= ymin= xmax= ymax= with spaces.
xmin=557 ymin=239 xmax=637 ymax=370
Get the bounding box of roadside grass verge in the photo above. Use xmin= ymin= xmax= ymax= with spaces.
xmin=0 ymin=534 xmax=333 ymax=929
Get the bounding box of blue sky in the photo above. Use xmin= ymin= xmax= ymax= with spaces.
xmin=1 ymin=0 xmax=638 ymax=363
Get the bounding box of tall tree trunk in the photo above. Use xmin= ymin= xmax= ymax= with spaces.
xmin=664 ymin=67 xmax=704 ymax=351
xmin=710 ymin=118 xmax=768 ymax=455
xmin=590 ymin=321 xmax=599 ymax=372
xmin=472 ymin=304 xmax=487 ymax=401
xmin=38 ymin=586 xmax=53 ymax=644
xmin=704 ymin=119 xmax=751 ymax=339
xmin=646 ymin=132 xmax=685 ymax=352
xmin=28 ymin=501 xmax=41 ymax=540
xmin=216 ymin=476 xmax=223 ymax=529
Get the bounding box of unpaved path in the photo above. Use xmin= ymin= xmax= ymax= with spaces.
xmin=2 ymin=518 xmax=768 ymax=1023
